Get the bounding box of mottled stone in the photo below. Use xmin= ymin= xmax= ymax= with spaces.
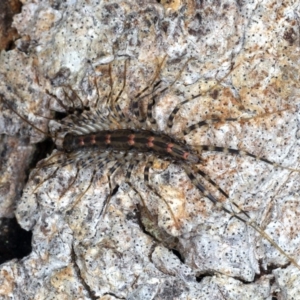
xmin=0 ymin=0 xmax=300 ymax=299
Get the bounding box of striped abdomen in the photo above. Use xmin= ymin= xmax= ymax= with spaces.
xmin=63 ymin=129 xmax=199 ymax=163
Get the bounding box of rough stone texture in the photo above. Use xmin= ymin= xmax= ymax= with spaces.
xmin=0 ymin=135 xmax=34 ymax=217
xmin=0 ymin=0 xmax=300 ymax=299
xmin=0 ymin=0 xmax=22 ymax=51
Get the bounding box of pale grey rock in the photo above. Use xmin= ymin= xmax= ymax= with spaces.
xmin=0 ymin=0 xmax=300 ymax=299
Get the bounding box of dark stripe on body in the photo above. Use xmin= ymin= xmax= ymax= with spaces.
xmin=63 ymin=129 xmax=199 ymax=163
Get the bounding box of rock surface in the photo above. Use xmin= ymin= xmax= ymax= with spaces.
xmin=0 ymin=0 xmax=300 ymax=299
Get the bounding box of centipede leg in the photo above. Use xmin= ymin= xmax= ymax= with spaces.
xmin=107 ymin=60 xmax=138 ymax=129
xmin=67 ymin=167 xmax=97 ymax=213
xmin=99 ymin=159 xmax=124 ymax=218
xmin=100 ymin=155 xmax=143 ymax=217
xmin=192 ymin=144 xmax=300 ymax=173
xmin=64 ymin=85 xmax=86 ymax=111
xmin=45 ymin=89 xmax=70 ymax=113
xmin=143 ymin=58 xmax=195 ymax=129
xmin=144 ymin=157 xmax=181 ymax=230
xmin=190 ymin=164 xmax=250 ymax=219
xmin=124 ymin=157 xmax=142 ymax=195
xmin=182 ymin=163 xmax=300 ymax=268
xmin=63 ymin=152 xmax=114 ymax=214
xmin=141 ymin=57 xmax=193 ymax=125
xmin=29 ymin=151 xmax=73 ymax=192
xmin=184 ymin=163 xmax=256 ymax=222
xmin=58 ymin=164 xmax=80 ymax=201
xmin=31 ymin=167 xmax=59 ymax=194
xmin=110 ymin=60 xmax=128 ymax=119
xmin=131 ymin=56 xmax=167 ymax=123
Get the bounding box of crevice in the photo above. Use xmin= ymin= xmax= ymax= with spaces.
xmin=71 ymin=245 xmax=97 ymax=300
xmin=195 ymin=272 xmax=215 ymax=283
xmin=103 ymin=292 xmax=126 ymax=299
xmin=253 ymin=259 xmax=290 ymax=282
xmin=28 ymin=137 xmax=55 ymax=172
xmin=170 ymin=248 xmax=184 ymax=263
xmin=0 ymin=217 xmax=32 ymax=264
xmin=134 ymin=203 xmax=179 ymax=250
xmin=0 ymin=0 xmax=22 ymax=51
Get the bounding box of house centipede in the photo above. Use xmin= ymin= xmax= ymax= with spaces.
xmin=1 ymin=56 xmax=300 ymax=278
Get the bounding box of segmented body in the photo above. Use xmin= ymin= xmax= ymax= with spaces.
xmin=2 ymin=57 xmax=300 ymax=277
xmin=63 ymin=129 xmax=199 ymax=163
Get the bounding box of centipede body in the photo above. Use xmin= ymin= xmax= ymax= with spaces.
xmin=1 ymin=56 xmax=300 ymax=290
xmin=1 ymin=0 xmax=300 ymax=298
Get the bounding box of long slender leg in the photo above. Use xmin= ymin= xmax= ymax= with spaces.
xmin=0 ymin=94 xmax=50 ymax=138
xmin=68 ymin=156 xmax=122 ymax=214
xmin=190 ymin=164 xmax=251 ymax=218
xmin=143 ymin=57 xmax=193 ymax=127
xmin=35 ymin=156 xmax=80 ymax=201
xmin=29 ymin=150 xmax=83 ymax=195
xmin=102 ymin=155 xmax=150 ymax=218
xmin=124 ymin=155 xmax=152 ymax=213
xmin=110 ymin=60 xmax=128 ymax=120
xmin=193 ymin=166 xmax=229 ymax=198
xmin=171 ymin=109 xmax=299 ymax=172
xmin=183 ymin=117 xmax=239 ymax=135
xmin=106 ymin=63 xmax=114 ymax=107
xmin=67 ymin=167 xmax=97 ymax=212
xmin=45 ymin=89 xmax=71 ymax=113
xmin=144 ymin=157 xmax=181 ymax=230
xmin=105 ymin=62 xmax=120 ymax=122
xmin=181 ymin=163 xmax=300 ymax=270
xmin=99 ymin=158 xmax=127 ymax=217
xmin=32 ymin=167 xmax=59 ymax=194
xmin=167 ymin=60 xmax=240 ymax=131
xmin=106 ymin=60 xmax=141 ymax=129
xmin=90 ymin=61 xmax=126 ymax=116
xmin=63 ymin=85 xmax=86 ymax=111
xmin=34 ymin=151 xmax=66 ymax=170
xmin=194 ymin=145 xmax=300 ymax=172
xmin=58 ymin=165 xmax=80 ymax=201
xmin=131 ymin=56 xmax=167 ymax=122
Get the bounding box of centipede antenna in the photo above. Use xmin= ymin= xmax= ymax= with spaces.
xmin=64 ymin=87 xmax=86 ymax=112
xmin=45 ymin=89 xmax=69 ymax=112
xmin=1 ymin=94 xmax=51 ymax=138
